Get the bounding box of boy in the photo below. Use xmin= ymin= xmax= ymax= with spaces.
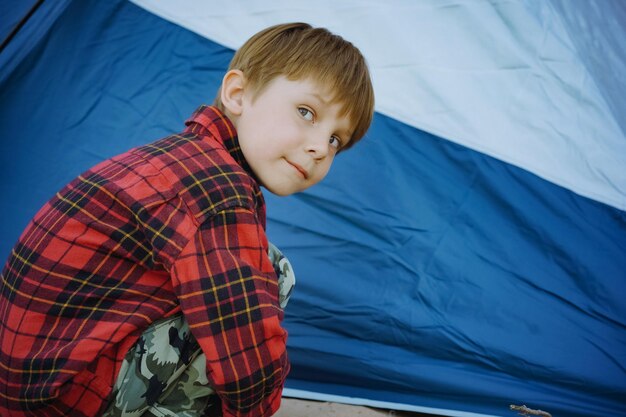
xmin=0 ymin=22 xmax=374 ymax=417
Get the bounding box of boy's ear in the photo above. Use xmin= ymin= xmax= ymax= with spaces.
xmin=220 ymin=69 xmax=246 ymax=116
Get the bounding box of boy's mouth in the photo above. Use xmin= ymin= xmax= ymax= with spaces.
xmin=288 ymin=160 xmax=309 ymax=179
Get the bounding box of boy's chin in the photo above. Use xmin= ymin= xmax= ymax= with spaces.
xmin=262 ymin=182 xmax=303 ymax=196
xmin=265 ymin=187 xmax=298 ymax=197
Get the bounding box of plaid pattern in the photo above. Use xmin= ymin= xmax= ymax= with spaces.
xmin=0 ymin=106 xmax=289 ymax=417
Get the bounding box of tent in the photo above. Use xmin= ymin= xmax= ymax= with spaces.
xmin=1 ymin=1 xmax=624 ymax=416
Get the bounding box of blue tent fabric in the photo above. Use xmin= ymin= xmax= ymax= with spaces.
xmin=268 ymin=113 xmax=626 ymax=416
xmin=1 ymin=0 xmax=230 ymax=242
xmin=0 ymin=0 xmax=72 ymax=87
xmin=0 ymin=1 xmax=37 ymax=48
xmin=1 ymin=1 xmax=625 ymax=416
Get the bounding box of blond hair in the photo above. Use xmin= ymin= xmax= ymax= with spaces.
xmin=215 ymin=22 xmax=374 ymax=149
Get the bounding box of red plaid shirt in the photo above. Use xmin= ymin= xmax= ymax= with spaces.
xmin=0 ymin=106 xmax=289 ymax=417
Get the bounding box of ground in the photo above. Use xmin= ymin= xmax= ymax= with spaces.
xmin=274 ymin=398 xmax=445 ymax=417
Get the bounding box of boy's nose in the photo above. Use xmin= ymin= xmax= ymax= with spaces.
xmin=305 ymin=134 xmax=329 ymax=160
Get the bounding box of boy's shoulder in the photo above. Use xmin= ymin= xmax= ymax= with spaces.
xmin=75 ymin=108 xmax=260 ymax=227
xmin=129 ymin=123 xmax=262 ymax=220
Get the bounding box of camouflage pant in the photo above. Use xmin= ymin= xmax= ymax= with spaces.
xmin=102 ymin=243 xmax=295 ymax=417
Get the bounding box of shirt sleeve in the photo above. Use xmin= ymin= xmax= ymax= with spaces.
xmin=171 ymin=206 xmax=289 ymax=417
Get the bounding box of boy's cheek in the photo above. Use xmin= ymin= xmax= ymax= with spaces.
xmin=313 ymin=164 xmax=333 ymax=185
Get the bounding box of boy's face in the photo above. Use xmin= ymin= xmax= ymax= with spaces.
xmin=234 ymin=76 xmax=353 ymax=196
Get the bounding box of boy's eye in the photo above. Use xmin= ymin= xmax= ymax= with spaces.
xmin=329 ymin=135 xmax=342 ymax=150
xmin=298 ymin=107 xmax=314 ymax=121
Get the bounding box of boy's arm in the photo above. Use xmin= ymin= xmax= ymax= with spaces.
xmin=171 ymin=206 xmax=289 ymax=417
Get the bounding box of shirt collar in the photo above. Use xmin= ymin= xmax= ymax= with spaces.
xmin=183 ymin=105 xmax=254 ymax=177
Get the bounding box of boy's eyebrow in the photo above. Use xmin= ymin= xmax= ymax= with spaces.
xmin=306 ymin=92 xmax=330 ymax=105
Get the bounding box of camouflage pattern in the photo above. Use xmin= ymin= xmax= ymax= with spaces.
xmin=102 ymin=243 xmax=295 ymax=417
xmin=102 ymin=314 xmax=215 ymax=417
xmin=268 ymin=242 xmax=296 ymax=309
